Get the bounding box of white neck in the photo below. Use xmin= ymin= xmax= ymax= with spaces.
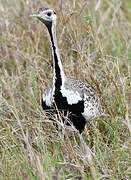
xmin=49 ymin=20 xmax=65 ymax=90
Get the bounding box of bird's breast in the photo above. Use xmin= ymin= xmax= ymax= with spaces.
xmin=54 ymin=86 xmax=84 ymax=114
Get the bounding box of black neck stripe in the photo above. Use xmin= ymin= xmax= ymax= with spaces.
xmin=48 ymin=25 xmax=62 ymax=91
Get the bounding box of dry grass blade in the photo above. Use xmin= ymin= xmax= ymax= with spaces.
xmin=0 ymin=0 xmax=131 ymax=179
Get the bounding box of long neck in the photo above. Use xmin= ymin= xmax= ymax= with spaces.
xmin=48 ymin=21 xmax=65 ymax=92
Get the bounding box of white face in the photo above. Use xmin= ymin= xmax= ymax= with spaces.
xmin=31 ymin=8 xmax=57 ymax=25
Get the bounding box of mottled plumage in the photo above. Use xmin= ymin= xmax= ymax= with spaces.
xmin=42 ymin=77 xmax=104 ymax=132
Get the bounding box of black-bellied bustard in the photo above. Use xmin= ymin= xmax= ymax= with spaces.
xmin=31 ymin=7 xmax=105 ymax=133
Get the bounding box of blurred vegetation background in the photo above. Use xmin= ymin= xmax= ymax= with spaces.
xmin=0 ymin=0 xmax=131 ymax=179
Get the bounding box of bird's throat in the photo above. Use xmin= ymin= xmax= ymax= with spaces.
xmin=48 ymin=24 xmax=65 ymax=94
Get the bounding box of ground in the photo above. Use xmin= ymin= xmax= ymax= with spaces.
xmin=0 ymin=0 xmax=131 ymax=179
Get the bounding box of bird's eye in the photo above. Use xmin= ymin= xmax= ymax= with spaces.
xmin=53 ymin=11 xmax=56 ymax=14
xmin=47 ymin=12 xmax=52 ymax=16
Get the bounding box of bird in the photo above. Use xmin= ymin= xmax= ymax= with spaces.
xmin=31 ymin=7 xmax=105 ymax=133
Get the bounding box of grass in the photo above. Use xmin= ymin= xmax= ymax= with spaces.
xmin=0 ymin=0 xmax=131 ymax=179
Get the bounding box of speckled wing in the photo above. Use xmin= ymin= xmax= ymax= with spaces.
xmin=64 ymin=77 xmax=104 ymax=121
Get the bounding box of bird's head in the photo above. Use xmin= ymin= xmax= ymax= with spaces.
xmin=31 ymin=7 xmax=57 ymax=28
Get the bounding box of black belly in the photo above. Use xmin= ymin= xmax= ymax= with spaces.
xmin=41 ymin=91 xmax=86 ymax=133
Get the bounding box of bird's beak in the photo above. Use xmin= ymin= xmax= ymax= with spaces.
xmin=30 ymin=12 xmax=48 ymax=27
xmin=30 ymin=12 xmax=39 ymax=17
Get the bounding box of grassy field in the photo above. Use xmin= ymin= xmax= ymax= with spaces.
xmin=0 ymin=0 xmax=131 ymax=179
